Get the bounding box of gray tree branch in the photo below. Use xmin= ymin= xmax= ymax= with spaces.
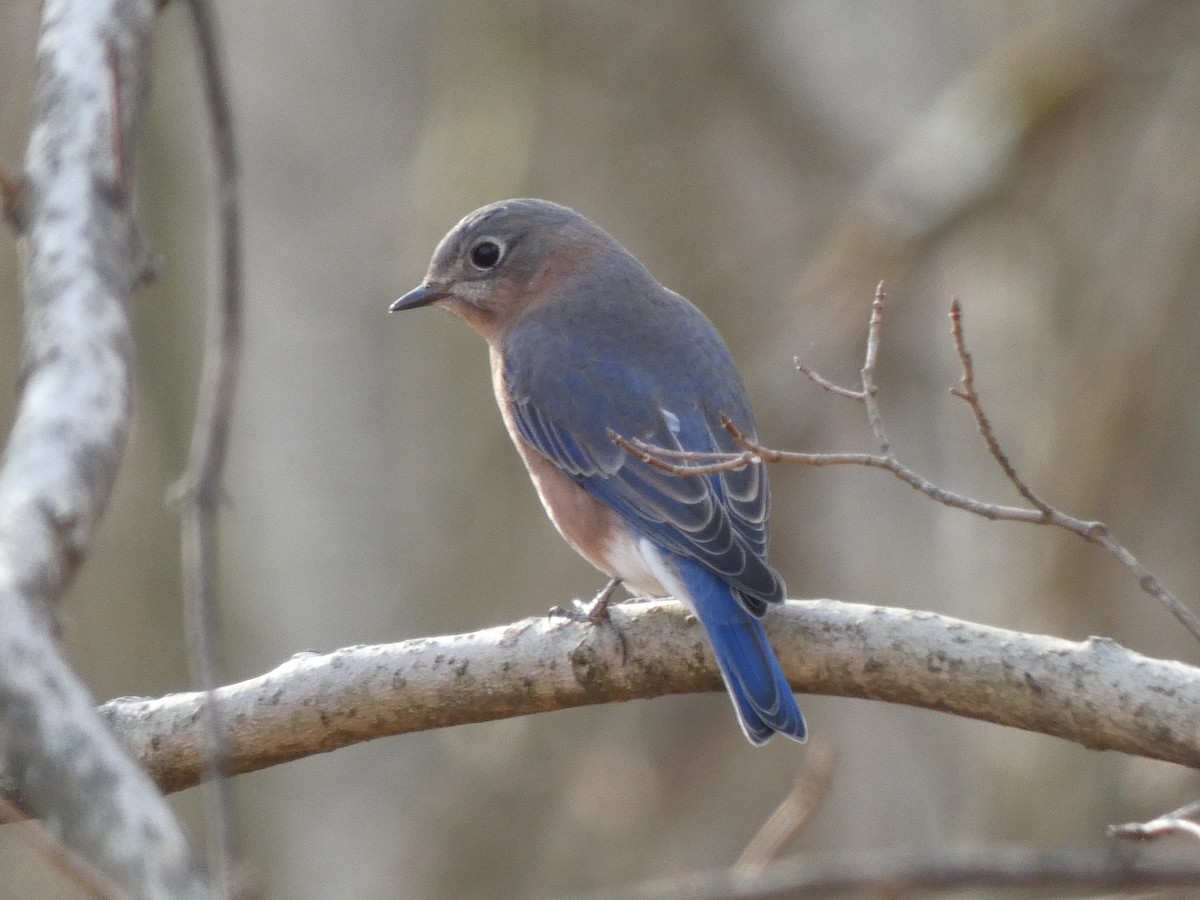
xmin=1 ymin=0 xmax=209 ymax=896
xmin=99 ymin=598 xmax=1200 ymax=795
xmin=564 ymin=843 xmax=1200 ymax=900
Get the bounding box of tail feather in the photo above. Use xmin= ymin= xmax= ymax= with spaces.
xmin=674 ymin=556 xmax=806 ymax=744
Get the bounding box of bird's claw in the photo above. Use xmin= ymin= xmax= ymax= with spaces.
xmin=548 ymin=578 xmax=627 ymax=661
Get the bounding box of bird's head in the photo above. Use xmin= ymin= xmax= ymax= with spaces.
xmin=391 ymin=198 xmax=611 ymax=342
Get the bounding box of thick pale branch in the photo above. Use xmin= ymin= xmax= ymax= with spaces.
xmin=1 ymin=1 xmax=209 ymax=897
xmin=98 ymin=599 xmax=1200 ymax=795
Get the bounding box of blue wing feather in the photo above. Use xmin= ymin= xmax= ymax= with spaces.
xmin=503 ymin=287 xmax=785 ymax=614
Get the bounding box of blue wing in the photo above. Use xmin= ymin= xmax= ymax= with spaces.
xmin=502 ymin=287 xmax=785 ymax=614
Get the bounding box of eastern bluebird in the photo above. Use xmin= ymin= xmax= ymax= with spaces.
xmin=391 ymin=199 xmax=806 ymax=745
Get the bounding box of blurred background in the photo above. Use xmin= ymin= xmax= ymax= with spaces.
xmin=2 ymin=1 xmax=1200 ymax=897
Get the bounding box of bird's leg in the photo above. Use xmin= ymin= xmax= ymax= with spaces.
xmin=548 ymin=577 xmax=627 ymax=661
xmin=548 ymin=577 xmax=622 ymax=624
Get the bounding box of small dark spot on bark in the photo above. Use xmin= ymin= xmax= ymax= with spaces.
xmin=569 ymin=645 xmax=608 ymax=690
xmin=94 ymin=172 xmax=126 ymax=209
xmin=928 ymin=650 xmax=964 ymax=676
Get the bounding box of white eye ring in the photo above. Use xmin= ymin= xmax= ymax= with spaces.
xmin=468 ymin=237 xmax=505 ymax=271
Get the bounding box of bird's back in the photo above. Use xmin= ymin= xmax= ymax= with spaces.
xmin=501 ymin=253 xmax=785 ymax=612
xmin=506 ymin=256 xmax=754 ymax=438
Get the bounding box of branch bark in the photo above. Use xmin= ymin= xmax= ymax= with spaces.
xmin=97 ymin=599 xmax=1200 ymax=795
xmin=1 ymin=1 xmax=209 ymax=896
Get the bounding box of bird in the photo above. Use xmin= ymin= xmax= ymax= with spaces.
xmin=391 ymin=198 xmax=806 ymax=744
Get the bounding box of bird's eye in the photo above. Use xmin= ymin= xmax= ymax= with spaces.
xmin=469 ymin=238 xmax=504 ymax=271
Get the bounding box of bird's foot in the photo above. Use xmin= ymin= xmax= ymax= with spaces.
xmin=548 ymin=577 xmax=622 ymax=624
xmin=548 ymin=578 xmax=626 ymax=661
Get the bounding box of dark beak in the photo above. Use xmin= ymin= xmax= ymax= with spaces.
xmin=389 ymin=282 xmax=451 ymax=312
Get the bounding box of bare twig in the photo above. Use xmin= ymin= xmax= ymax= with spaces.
xmin=1110 ymin=817 xmax=1200 ymax=844
xmin=617 ymin=418 xmax=1063 ymax=525
xmin=944 ymin=300 xmax=1200 ymax=641
xmin=0 ymin=794 xmax=130 ymax=900
xmin=856 ymin=282 xmax=890 ymax=453
xmin=0 ymin=1 xmax=209 ymax=896
xmin=609 ymin=430 xmax=759 ymax=477
xmin=947 ymin=299 xmax=1050 ymax=515
xmin=792 ymin=361 xmax=864 ymax=399
xmin=172 ymin=0 xmax=244 ymax=896
xmin=612 ymin=287 xmax=1200 ymax=645
xmin=737 ymin=741 xmax=836 ymax=873
xmin=567 ymin=844 xmax=1200 ymax=900
xmin=1110 ymin=799 xmax=1200 ymax=845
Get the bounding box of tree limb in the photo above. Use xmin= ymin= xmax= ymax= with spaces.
xmin=95 ymin=598 xmax=1200 ymax=795
xmin=0 ymin=0 xmax=209 ymax=896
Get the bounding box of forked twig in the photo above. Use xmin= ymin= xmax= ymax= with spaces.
xmin=1110 ymin=799 xmax=1200 ymax=845
xmin=948 ymin=300 xmax=1050 ymax=516
xmin=610 ymin=283 xmax=1200 ymax=644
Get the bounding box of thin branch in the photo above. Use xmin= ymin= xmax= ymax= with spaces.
xmin=793 ymin=360 xmax=865 ymax=400
xmin=947 ymin=298 xmax=1051 ymax=515
xmin=0 ymin=1 xmax=209 ymax=897
xmin=737 ymin=740 xmax=836 ymax=873
xmin=857 ymin=282 xmax=890 ymax=454
xmin=609 ymin=430 xmax=759 ymax=477
xmin=0 ymin=794 xmax=130 ymax=900
xmin=566 ymin=845 xmax=1200 ymax=900
xmin=944 ymin=299 xmax=1200 ymax=641
xmin=614 ymin=421 xmax=1062 ymax=525
xmin=1110 ymin=817 xmax=1200 ymax=844
xmin=1110 ymin=798 xmax=1200 ymax=845
xmin=76 ymin=598 xmax=1200 ymax=797
xmin=171 ymin=0 xmax=244 ymax=896
xmin=613 ymin=288 xmax=1200 ymax=645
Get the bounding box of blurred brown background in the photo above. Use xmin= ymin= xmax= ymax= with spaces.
xmin=2 ymin=1 xmax=1200 ymax=897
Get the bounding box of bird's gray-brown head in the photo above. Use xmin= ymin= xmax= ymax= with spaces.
xmin=390 ymin=198 xmax=629 ymax=342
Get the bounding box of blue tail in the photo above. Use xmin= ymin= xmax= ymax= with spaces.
xmin=674 ymin=555 xmax=806 ymax=745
